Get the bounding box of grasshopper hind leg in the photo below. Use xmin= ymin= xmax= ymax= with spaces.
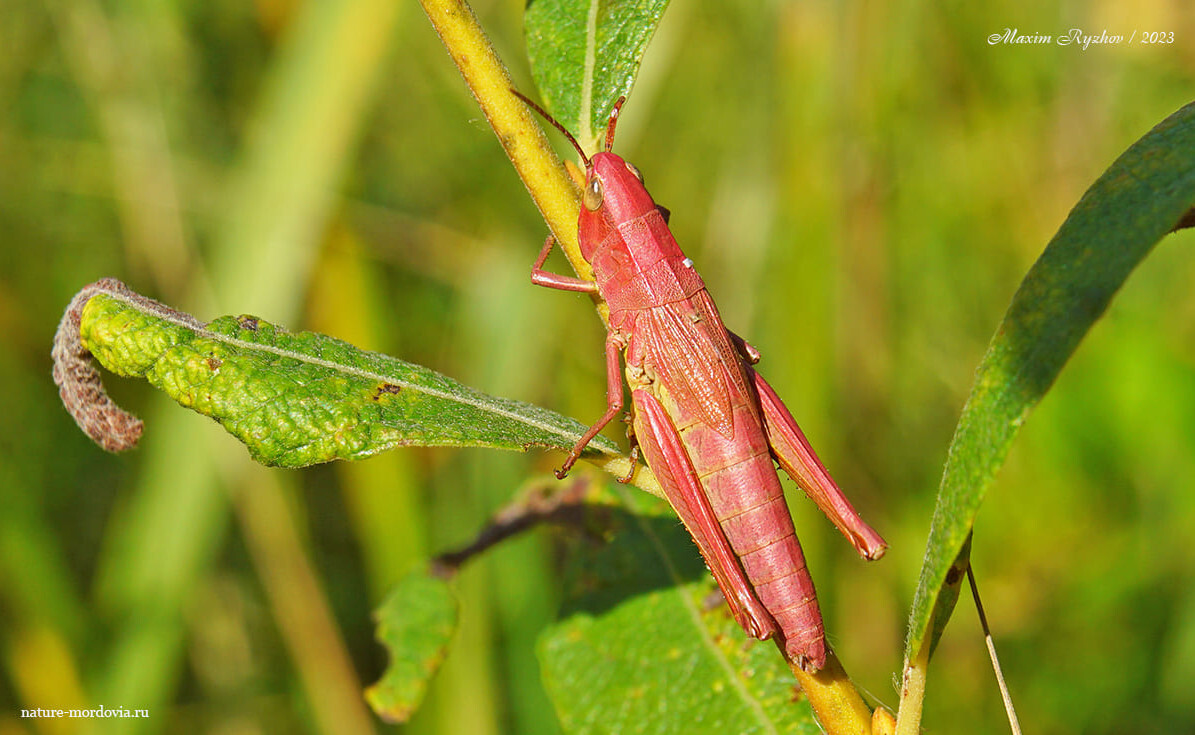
xmin=631 ymin=388 xmax=778 ymax=641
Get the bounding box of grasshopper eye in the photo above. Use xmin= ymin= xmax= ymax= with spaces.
xmin=624 ymin=161 xmax=644 ymax=183
xmin=582 ymin=177 xmax=604 ymax=211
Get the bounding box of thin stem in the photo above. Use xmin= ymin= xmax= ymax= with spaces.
xmin=431 ymin=478 xmax=597 ymax=576
xmin=968 ymin=565 xmax=1022 ymax=735
xmin=229 ymin=469 xmax=376 ymax=735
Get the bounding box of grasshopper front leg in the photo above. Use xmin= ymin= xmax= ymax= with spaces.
xmin=530 ymin=235 xmax=623 ymax=477
xmin=531 ymin=235 xmax=595 ymax=293
xmin=554 ymin=335 xmax=626 ymax=478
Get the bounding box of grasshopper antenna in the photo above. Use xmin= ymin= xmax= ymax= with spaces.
xmin=604 ymin=96 xmax=627 ymax=152
xmin=511 ymin=89 xmax=590 ymax=167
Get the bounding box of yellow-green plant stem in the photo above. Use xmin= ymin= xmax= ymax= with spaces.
xmin=789 ymin=646 xmax=875 ymax=735
xmin=894 ymin=643 xmax=928 ymax=735
xmin=421 ymin=5 xmax=882 ymax=730
xmin=418 ymin=0 xmax=596 ymax=290
xmin=419 ymin=0 xmax=665 ymax=498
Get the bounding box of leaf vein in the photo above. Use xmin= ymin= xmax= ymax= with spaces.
xmin=95 ymin=285 xmax=615 ymax=455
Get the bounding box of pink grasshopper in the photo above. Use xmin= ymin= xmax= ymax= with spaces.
xmin=517 ymin=91 xmax=886 ymax=671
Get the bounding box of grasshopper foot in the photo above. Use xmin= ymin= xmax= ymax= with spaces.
xmin=617 ymin=445 xmax=639 ymax=484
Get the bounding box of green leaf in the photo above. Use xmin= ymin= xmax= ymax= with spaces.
xmin=72 ymin=280 xmax=622 ymax=467
xmin=905 ymin=101 xmax=1195 ymax=662
xmin=525 ymin=0 xmax=671 ymax=152
xmin=365 ymin=569 xmax=459 ymax=724
xmin=539 ymin=490 xmax=819 ymax=734
xmin=923 ymin=534 xmax=971 ymax=661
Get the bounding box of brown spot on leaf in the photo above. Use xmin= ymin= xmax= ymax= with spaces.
xmin=206 ymin=356 xmax=223 ymax=371
xmin=372 ymin=382 xmax=402 ymax=400
xmin=237 ymin=315 xmax=260 ymax=331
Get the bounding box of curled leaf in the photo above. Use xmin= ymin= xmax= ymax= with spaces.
xmin=52 ymin=278 xmax=160 ymax=451
xmin=53 ymin=279 xmax=622 ymax=468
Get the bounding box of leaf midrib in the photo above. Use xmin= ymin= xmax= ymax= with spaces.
xmin=93 ymin=285 xmax=617 ymax=454
xmin=579 ymin=0 xmax=599 ymax=150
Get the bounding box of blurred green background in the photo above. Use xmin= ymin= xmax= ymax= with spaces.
xmin=3 ymin=0 xmax=1194 ymax=732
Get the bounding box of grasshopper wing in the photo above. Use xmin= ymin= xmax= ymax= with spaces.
xmin=643 ymin=294 xmax=747 ymax=440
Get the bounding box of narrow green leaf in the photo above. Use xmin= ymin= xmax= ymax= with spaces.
xmin=65 ymin=279 xmax=621 ymax=468
xmin=365 ymin=569 xmax=459 ymax=724
xmin=923 ymin=534 xmax=971 ymax=660
xmin=905 ymin=102 xmax=1195 ymax=662
xmin=539 ymin=491 xmax=819 ymax=734
xmin=525 ymin=0 xmax=670 ymax=152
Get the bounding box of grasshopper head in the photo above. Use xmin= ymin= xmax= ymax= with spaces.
xmin=512 ymin=90 xmax=660 ymax=261
xmin=580 ymin=152 xmax=656 ymax=235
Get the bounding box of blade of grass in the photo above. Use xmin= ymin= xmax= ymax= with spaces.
xmin=307 ymin=232 xmax=429 ymax=597
xmin=88 ymin=1 xmax=405 ymax=731
xmin=229 ymin=468 xmax=378 ymax=735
